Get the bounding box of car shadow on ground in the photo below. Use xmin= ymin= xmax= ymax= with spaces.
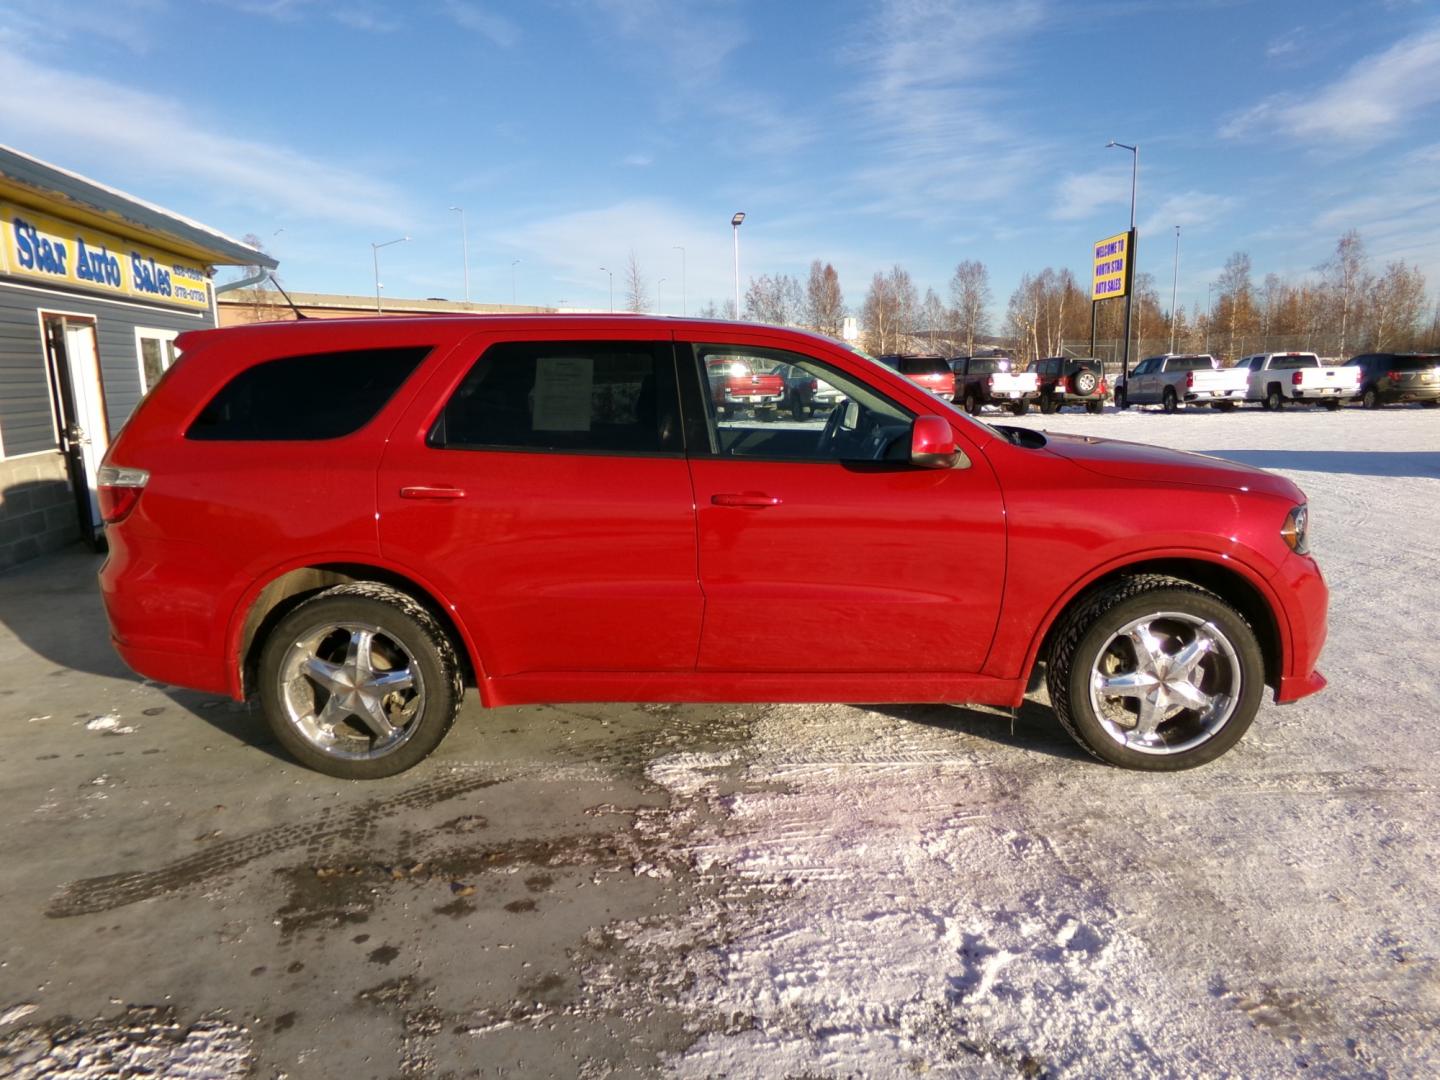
xmin=0 ymin=543 xmax=292 ymax=762
xmin=1202 ymin=449 xmax=1440 ymax=479
xmin=864 ymin=700 xmax=1094 ymax=764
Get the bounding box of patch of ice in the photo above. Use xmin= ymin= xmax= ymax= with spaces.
xmin=84 ymin=715 xmax=135 ymax=735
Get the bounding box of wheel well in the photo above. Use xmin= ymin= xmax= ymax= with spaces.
xmin=239 ymin=564 xmax=476 ymax=696
xmin=1031 ymin=559 xmax=1281 ymax=691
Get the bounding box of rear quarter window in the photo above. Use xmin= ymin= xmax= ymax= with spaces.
xmin=188 ymin=346 xmax=430 ymax=441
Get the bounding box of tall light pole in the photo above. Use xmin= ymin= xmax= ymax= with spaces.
xmin=1106 ymin=140 xmax=1138 ymax=371
xmin=448 ymin=207 xmax=469 ymax=303
xmin=1170 ymin=225 xmax=1180 ymax=353
xmin=672 ymin=245 xmax=687 ymax=314
xmin=656 ymin=277 xmax=667 ymax=314
xmin=599 ymin=266 xmax=613 ymax=312
xmin=510 ymin=259 xmax=521 ymax=306
xmin=731 ymin=212 xmax=745 ymax=319
xmin=371 ymin=236 xmax=409 ymax=313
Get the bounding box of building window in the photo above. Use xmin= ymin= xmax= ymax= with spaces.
xmin=136 ymin=329 xmax=180 ymax=395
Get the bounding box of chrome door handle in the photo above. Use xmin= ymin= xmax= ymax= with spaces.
xmin=399 ymin=485 xmax=466 ymax=500
xmin=712 ymin=492 xmax=782 ymax=509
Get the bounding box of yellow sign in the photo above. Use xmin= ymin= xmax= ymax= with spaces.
xmin=1092 ymin=231 xmax=1131 ymax=301
xmin=0 ymin=203 xmax=210 ymax=310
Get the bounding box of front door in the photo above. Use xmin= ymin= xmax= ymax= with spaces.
xmin=680 ymin=335 xmax=1007 ymax=673
xmin=41 ymin=314 xmax=109 ymax=546
xmin=378 ymin=332 xmax=704 ymax=677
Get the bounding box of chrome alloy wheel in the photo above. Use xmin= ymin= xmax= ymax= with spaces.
xmin=277 ymin=620 xmax=426 ymax=761
xmin=1087 ymin=611 xmax=1241 ymax=755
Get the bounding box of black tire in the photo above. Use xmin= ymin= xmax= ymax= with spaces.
xmin=1115 ymin=386 xmax=1128 ymax=410
xmin=1265 ymin=385 xmax=1284 ymax=411
xmin=1071 ymin=369 xmax=1099 ymax=396
xmin=1362 ymin=386 xmax=1381 ymax=409
xmin=1040 ymin=394 xmax=1058 ymax=415
xmin=1086 ymin=400 xmax=1104 ymax=415
xmin=963 ymin=392 xmax=979 ymax=415
xmin=1047 ymin=575 xmax=1264 ymax=770
xmin=1162 ymin=388 xmax=1178 ymax=414
xmin=1010 ymin=399 xmax=1029 ymax=417
xmin=1323 ymin=398 xmax=1342 ymax=411
xmin=258 ymin=583 xmax=463 ymax=779
xmin=1212 ymin=401 xmax=1236 ymax=412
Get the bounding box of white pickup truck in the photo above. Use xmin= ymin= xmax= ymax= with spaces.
xmin=1241 ymin=352 xmax=1361 ymax=411
xmin=1115 ymin=354 xmax=1250 ymax=413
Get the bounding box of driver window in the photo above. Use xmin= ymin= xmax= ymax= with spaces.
xmin=687 ymin=344 xmax=915 ymax=462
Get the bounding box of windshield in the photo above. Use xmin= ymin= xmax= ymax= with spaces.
xmin=1390 ymin=356 xmax=1440 ymax=371
xmin=901 ymin=357 xmax=951 ymax=377
xmin=968 ymin=358 xmax=1008 ymax=374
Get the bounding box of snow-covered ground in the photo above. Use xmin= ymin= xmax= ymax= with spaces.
xmin=603 ymin=405 xmax=1440 ymax=1077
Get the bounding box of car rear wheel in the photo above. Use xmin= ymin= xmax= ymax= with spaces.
xmin=1264 ymin=386 xmax=1284 ymax=411
xmin=963 ymin=392 xmax=979 ymax=415
xmin=1323 ymin=398 xmax=1342 ymax=411
xmin=1047 ymin=575 xmax=1264 ymax=770
xmin=1040 ymin=394 xmax=1058 ymax=415
xmin=1162 ymin=388 xmax=1178 ymax=414
xmin=1086 ymin=400 xmax=1104 ymax=415
xmin=258 ymin=583 xmax=463 ymax=778
xmin=1010 ymin=399 xmax=1029 ymax=416
xmin=1362 ymin=387 xmax=1381 ymax=409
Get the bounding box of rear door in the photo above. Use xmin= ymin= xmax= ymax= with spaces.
xmin=378 ymin=331 xmax=703 ymax=676
xmin=678 ymin=332 xmax=1005 ymax=673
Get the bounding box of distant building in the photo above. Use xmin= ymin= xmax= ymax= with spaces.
xmin=219 ymin=290 xmax=551 ymax=326
xmin=0 ymin=145 xmax=273 ymax=570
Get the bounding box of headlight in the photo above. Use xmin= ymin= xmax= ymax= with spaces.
xmin=1281 ymin=504 xmax=1309 ymax=555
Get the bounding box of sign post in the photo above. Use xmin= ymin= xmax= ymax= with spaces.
xmin=1089 ymin=229 xmax=1136 ymax=368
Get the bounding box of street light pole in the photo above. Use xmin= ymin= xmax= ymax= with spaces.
xmin=1170 ymin=225 xmax=1180 ymax=353
xmin=371 ymin=236 xmax=410 ymax=314
xmin=673 ymin=246 xmax=687 ymax=314
xmin=1106 ymin=141 xmax=1138 ymax=370
xmin=599 ymin=267 xmax=613 ymax=312
xmin=511 ymin=259 xmax=521 ymax=306
xmin=448 ymin=207 xmax=469 ymax=303
xmin=731 ymin=212 xmax=745 ymax=319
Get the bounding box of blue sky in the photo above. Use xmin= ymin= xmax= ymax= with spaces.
xmin=2 ymin=0 xmax=1438 ymax=321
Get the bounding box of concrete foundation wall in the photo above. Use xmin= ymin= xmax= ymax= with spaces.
xmin=0 ymin=451 xmax=80 ymax=572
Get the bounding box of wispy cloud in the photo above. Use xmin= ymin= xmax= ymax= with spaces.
xmin=1051 ymin=167 xmax=1132 ymax=221
xmin=0 ymin=0 xmax=164 ymax=52
xmin=441 ymin=1 xmax=521 ymax=47
xmin=584 ymin=0 xmax=748 ymax=89
xmin=1138 ymin=192 xmax=1238 ymax=239
xmin=621 ymin=153 xmax=654 ymax=168
xmin=836 ymin=0 xmax=1050 ymax=223
xmin=1222 ymin=22 xmax=1440 ymax=145
xmin=0 ymin=44 xmax=411 ymax=229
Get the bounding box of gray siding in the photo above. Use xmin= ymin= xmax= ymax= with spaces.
xmin=0 ymin=277 xmax=212 ymax=456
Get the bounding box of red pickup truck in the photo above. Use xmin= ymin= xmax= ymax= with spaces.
xmin=707 ymin=356 xmax=785 ymax=418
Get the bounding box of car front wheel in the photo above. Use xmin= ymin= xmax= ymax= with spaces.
xmin=1047 ymin=575 xmax=1264 ymax=770
xmin=258 ymin=583 xmax=464 ymax=778
xmin=1162 ymin=388 xmax=1178 ymax=414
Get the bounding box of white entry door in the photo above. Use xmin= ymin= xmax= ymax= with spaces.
xmin=42 ymin=314 xmax=110 ymax=542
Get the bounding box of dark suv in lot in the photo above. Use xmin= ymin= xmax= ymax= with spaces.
xmin=1033 ymin=356 xmax=1108 ymax=414
xmin=97 ymin=315 xmax=1327 ymax=779
xmin=1343 ymin=353 xmax=1440 ymax=408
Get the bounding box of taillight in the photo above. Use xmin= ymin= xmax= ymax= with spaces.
xmin=1186 ymin=372 xmax=1195 ymax=388
xmin=97 ymin=465 xmax=149 ymax=524
xmin=987 ymin=375 xmax=996 ymax=387
xmin=1058 ymin=377 xmax=1069 ymax=393
xmin=1388 ymin=370 xmax=1402 ymax=381
xmin=1098 ymin=378 xmax=1108 ymax=392
xmin=1291 ymin=371 xmax=1304 ymax=385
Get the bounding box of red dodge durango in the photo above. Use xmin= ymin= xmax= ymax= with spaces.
xmin=98 ymin=316 xmax=1327 ymax=778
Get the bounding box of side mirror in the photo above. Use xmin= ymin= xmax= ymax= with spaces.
xmin=910 ymin=414 xmax=968 ymax=470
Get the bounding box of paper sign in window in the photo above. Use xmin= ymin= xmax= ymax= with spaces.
xmin=532 ymin=356 xmax=594 ymax=431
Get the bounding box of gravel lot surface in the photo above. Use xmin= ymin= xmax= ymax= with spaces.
xmin=1 ymin=402 xmax=1437 ymax=1078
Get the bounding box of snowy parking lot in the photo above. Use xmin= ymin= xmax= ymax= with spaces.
xmin=2 ymin=403 xmax=1438 ymax=1077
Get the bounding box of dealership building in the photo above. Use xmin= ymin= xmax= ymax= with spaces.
xmin=0 ymin=145 xmax=274 ymax=571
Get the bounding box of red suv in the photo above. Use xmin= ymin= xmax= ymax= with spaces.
xmin=98 ymin=316 xmax=1327 ymax=778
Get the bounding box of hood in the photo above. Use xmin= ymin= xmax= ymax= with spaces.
xmin=1039 ymin=431 xmax=1303 ymax=502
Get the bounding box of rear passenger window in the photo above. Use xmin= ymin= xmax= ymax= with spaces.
xmin=429 ymin=340 xmax=681 ymax=454
xmin=188 ymin=346 xmax=429 ymax=440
